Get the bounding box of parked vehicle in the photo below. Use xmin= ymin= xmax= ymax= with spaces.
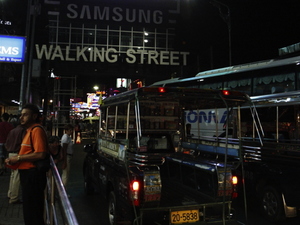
xmin=83 ymin=87 xmax=258 ymax=225
xmin=232 ymin=92 xmax=300 ymax=222
xmin=149 ymin=55 xmax=300 ymax=222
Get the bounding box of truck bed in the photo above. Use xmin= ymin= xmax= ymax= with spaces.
xmin=138 ymin=176 xmax=235 ymax=224
xmin=136 ymin=153 xmax=236 ymax=224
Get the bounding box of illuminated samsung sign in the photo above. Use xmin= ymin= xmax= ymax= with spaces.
xmin=66 ymin=4 xmax=164 ymax=24
xmin=45 ymin=1 xmax=178 ymax=25
xmin=0 ymin=35 xmax=26 ymax=63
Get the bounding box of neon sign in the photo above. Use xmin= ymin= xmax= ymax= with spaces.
xmin=0 ymin=35 xmax=26 ymax=63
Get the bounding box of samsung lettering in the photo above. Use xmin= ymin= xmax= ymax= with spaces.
xmin=66 ymin=4 xmax=163 ymax=24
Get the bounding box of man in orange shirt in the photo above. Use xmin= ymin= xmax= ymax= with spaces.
xmin=5 ymin=104 xmax=48 ymax=225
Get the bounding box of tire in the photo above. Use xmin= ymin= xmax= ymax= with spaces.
xmin=260 ymin=186 xmax=285 ymax=222
xmin=84 ymin=166 xmax=94 ymax=195
xmin=108 ymin=191 xmax=118 ymax=225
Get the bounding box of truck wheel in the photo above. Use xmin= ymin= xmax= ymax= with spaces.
xmin=261 ymin=186 xmax=284 ymax=222
xmin=84 ymin=167 xmax=94 ymax=195
xmin=108 ymin=191 xmax=118 ymax=225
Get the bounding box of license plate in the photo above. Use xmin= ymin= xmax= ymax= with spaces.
xmin=170 ymin=210 xmax=199 ymax=224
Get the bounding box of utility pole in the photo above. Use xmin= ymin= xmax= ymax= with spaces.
xmin=0 ymin=0 xmax=5 ymax=33
xmin=19 ymin=0 xmax=31 ymax=110
xmin=19 ymin=0 xmax=40 ymax=110
xmin=210 ymin=0 xmax=232 ymax=66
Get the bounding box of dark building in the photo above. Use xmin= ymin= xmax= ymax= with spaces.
xmin=1 ymin=0 xmax=236 ymax=108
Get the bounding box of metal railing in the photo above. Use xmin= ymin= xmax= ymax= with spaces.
xmin=44 ymin=156 xmax=79 ymax=225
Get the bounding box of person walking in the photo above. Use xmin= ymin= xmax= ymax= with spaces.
xmin=61 ymin=124 xmax=74 ymax=190
xmin=5 ymin=104 xmax=48 ymax=225
xmin=0 ymin=113 xmax=14 ymax=175
xmin=6 ymin=124 xmax=26 ymax=204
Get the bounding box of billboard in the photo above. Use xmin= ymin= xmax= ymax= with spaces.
xmin=185 ymin=109 xmax=227 ymax=137
xmin=0 ymin=35 xmax=26 ymax=63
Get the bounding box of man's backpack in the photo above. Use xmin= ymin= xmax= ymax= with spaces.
xmin=30 ymin=126 xmax=50 ymax=173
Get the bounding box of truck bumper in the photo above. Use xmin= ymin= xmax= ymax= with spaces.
xmin=138 ymin=205 xmax=237 ymax=225
xmin=283 ymin=195 xmax=298 ymax=218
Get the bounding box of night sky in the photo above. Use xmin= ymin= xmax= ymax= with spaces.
xmin=178 ymin=0 xmax=300 ymax=69
xmin=229 ymin=0 xmax=300 ymax=64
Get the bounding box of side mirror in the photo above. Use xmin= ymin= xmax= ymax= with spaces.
xmin=84 ymin=144 xmax=96 ymax=153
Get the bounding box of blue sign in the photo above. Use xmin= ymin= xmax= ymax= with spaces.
xmin=0 ymin=35 xmax=26 ymax=63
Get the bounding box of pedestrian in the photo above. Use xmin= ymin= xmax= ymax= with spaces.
xmin=9 ymin=114 xmax=19 ymax=127
xmin=48 ymin=136 xmax=62 ymax=165
xmin=74 ymin=121 xmax=80 ymax=138
xmin=0 ymin=113 xmax=14 ymax=175
xmin=61 ymin=124 xmax=74 ymax=191
xmin=5 ymin=103 xmax=48 ymax=225
xmin=6 ymin=124 xmax=26 ymax=204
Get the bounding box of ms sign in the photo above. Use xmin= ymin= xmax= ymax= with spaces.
xmin=0 ymin=35 xmax=26 ymax=63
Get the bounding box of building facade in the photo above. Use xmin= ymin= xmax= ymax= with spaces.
xmin=39 ymin=0 xmax=190 ymax=93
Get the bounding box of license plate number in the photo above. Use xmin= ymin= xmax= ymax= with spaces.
xmin=171 ymin=210 xmax=199 ymax=224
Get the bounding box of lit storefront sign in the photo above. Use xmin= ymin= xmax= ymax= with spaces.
xmin=0 ymin=35 xmax=26 ymax=63
xmin=116 ymin=78 xmax=130 ymax=88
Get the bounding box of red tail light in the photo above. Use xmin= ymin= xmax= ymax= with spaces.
xmin=232 ymin=175 xmax=238 ymax=199
xmin=222 ymin=90 xmax=230 ymax=95
xmin=130 ymin=180 xmax=140 ymax=206
xmin=232 ymin=176 xmax=238 ymax=185
xmin=232 ymin=192 xmax=238 ymax=198
xmin=132 ymin=181 xmax=139 ymax=191
xmin=158 ymin=87 xmax=166 ymax=93
xmin=217 ymin=172 xmax=238 ymax=199
xmin=142 ymin=87 xmax=166 ymax=93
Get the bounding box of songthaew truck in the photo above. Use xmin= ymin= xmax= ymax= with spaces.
xmin=83 ymin=87 xmax=259 ymax=225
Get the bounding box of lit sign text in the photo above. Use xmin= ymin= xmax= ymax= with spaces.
xmin=35 ymin=44 xmax=189 ymax=66
xmin=67 ymin=4 xmax=164 ymax=24
xmin=0 ymin=35 xmax=26 ymax=63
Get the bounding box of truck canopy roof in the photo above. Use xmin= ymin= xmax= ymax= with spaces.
xmin=102 ymin=87 xmax=251 ymax=109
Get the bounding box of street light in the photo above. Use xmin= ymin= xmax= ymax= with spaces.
xmin=210 ymin=0 xmax=232 ymax=66
xmin=93 ymin=85 xmax=99 ymax=92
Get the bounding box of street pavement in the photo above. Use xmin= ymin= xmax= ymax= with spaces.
xmin=0 ymin=138 xmax=108 ymax=225
xmin=0 ymin=170 xmax=23 ymax=225
xmin=1 ymin=138 xmax=300 ymax=225
xmin=65 ymin=139 xmax=109 ymax=225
